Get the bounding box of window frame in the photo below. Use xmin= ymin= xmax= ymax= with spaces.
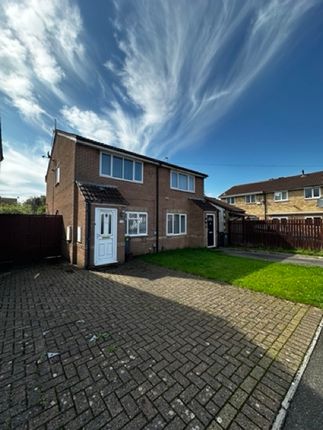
xmin=170 ymin=170 xmax=195 ymax=193
xmin=55 ymin=164 xmax=60 ymax=185
xmin=226 ymin=197 xmax=235 ymax=205
xmin=100 ymin=152 xmax=144 ymax=184
xmin=304 ymin=187 xmax=321 ymax=200
xmin=274 ymin=190 xmax=288 ymax=202
xmin=125 ymin=211 xmax=148 ymax=237
xmin=166 ymin=213 xmax=187 ymax=236
xmin=245 ymin=194 xmax=257 ymax=204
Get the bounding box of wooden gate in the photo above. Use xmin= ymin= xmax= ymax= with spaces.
xmin=0 ymin=214 xmax=63 ymax=264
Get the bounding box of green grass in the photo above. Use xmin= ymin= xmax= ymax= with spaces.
xmin=142 ymin=248 xmax=323 ymax=308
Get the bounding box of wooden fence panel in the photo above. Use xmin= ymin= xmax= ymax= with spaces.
xmin=229 ymin=219 xmax=323 ymax=251
xmin=0 ymin=214 xmax=63 ymax=264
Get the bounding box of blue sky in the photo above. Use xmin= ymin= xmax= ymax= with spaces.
xmin=0 ymin=0 xmax=323 ymax=200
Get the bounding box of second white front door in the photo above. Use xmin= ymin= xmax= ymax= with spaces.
xmin=94 ymin=208 xmax=117 ymax=266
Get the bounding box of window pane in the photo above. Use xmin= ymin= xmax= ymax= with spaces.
xmin=139 ymin=214 xmax=147 ymax=234
xmin=180 ymin=215 xmax=186 ymax=233
xmin=178 ymin=174 xmax=188 ymax=190
xmin=174 ymin=214 xmax=180 ymax=234
xmin=134 ymin=162 xmax=142 ymax=181
xmin=108 ymin=214 xmax=112 ymax=234
xmin=171 ymin=172 xmax=178 ymax=188
xmin=274 ymin=192 xmax=280 ymax=201
xmin=113 ymin=156 xmax=123 ymax=178
xmin=101 ymin=214 xmax=105 ymax=234
xmin=314 ymin=187 xmax=320 ymax=198
xmin=282 ymin=191 xmax=287 ymax=200
xmin=167 ymin=214 xmax=173 ymax=234
xmin=188 ymin=176 xmax=194 ymax=191
xmin=305 ymin=188 xmax=312 ymax=198
xmin=101 ymin=154 xmax=111 ymax=175
xmin=128 ymin=219 xmax=138 ymax=235
xmin=124 ymin=159 xmax=133 ymax=180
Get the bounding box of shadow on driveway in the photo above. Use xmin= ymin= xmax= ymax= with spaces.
xmin=0 ymin=260 xmax=321 ymax=429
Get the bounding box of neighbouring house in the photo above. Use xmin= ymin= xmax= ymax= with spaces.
xmin=0 ymin=197 xmax=18 ymax=204
xmin=46 ymin=129 xmax=218 ymax=268
xmin=220 ymin=170 xmax=323 ymax=222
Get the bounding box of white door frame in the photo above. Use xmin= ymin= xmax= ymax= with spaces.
xmin=94 ymin=207 xmax=118 ymax=266
xmin=206 ymin=213 xmax=216 ymax=248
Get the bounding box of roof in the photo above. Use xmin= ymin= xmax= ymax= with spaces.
xmin=77 ymin=182 xmax=129 ymax=206
xmin=190 ymin=198 xmax=218 ymax=212
xmin=205 ymin=196 xmax=245 ymax=214
xmin=220 ymin=170 xmax=323 ymax=197
xmin=56 ymin=129 xmax=208 ymax=178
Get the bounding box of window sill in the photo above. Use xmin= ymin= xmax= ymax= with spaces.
xmin=170 ymin=187 xmax=195 ymax=194
xmin=274 ymin=200 xmax=289 ymax=203
xmin=304 ymin=197 xmax=320 ymax=200
xmin=166 ymin=233 xmax=187 ymax=237
xmin=100 ymin=173 xmax=143 ymax=184
xmin=126 ymin=234 xmax=148 ymax=238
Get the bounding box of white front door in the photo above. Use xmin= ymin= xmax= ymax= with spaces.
xmin=94 ymin=208 xmax=117 ymax=266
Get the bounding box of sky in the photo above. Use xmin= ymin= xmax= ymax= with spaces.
xmin=0 ymin=0 xmax=323 ymax=200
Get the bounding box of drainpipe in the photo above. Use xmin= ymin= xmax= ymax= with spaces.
xmin=156 ymin=164 xmax=160 ymax=253
xmin=85 ymin=202 xmax=91 ymax=269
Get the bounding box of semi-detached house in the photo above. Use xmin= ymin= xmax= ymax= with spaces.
xmin=46 ymin=129 xmax=218 ymax=268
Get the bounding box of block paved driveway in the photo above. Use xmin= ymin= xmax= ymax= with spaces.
xmin=0 ymin=261 xmax=322 ymax=430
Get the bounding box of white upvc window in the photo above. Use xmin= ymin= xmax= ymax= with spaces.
xmin=125 ymin=212 xmax=148 ymax=236
xmin=245 ymin=194 xmax=257 ymax=204
xmin=304 ymin=187 xmax=321 ymax=199
xmin=170 ymin=171 xmax=195 ymax=192
xmin=226 ymin=197 xmax=235 ymax=204
xmin=55 ymin=165 xmax=60 ymax=185
xmin=100 ymin=152 xmax=143 ymax=183
xmin=77 ymin=226 xmax=82 ymax=243
xmin=167 ymin=213 xmax=187 ymax=236
xmin=274 ymin=191 xmax=288 ymax=201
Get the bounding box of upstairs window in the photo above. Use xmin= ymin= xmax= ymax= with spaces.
xmin=171 ymin=171 xmax=195 ymax=192
xmin=100 ymin=152 xmax=143 ymax=183
xmin=304 ymin=187 xmax=320 ymax=199
xmin=226 ymin=197 xmax=235 ymax=204
xmin=245 ymin=194 xmax=257 ymax=204
xmin=125 ymin=212 xmax=147 ymax=236
xmin=274 ymin=191 xmax=288 ymax=201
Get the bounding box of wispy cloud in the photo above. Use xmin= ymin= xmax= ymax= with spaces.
xmin=0 ymin=141 xmax=48 ymax=199
xmin=0 ymin=0 xmax=84 ymax=125
xmin=62 ymin=0 xmax=318 ymax=156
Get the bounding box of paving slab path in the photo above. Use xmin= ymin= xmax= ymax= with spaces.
xmin=0 ymin=261 xmax=321 ymax=430
xmin=220 ymin=248 xmax=323 ymax=268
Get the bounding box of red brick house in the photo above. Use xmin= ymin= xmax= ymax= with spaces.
xmin=46 ymin=129 xmax=218 ymax=268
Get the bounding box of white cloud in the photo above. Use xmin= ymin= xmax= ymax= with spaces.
xmin=0 ymin=142 xmax=48 ymax=199
xmin=96 ymin=0 xmax=319 ymax=156
xmin=61 ymin=106 xmax=114 ymax=143
xmin=0 ymin=0 xmax=85 ymax=124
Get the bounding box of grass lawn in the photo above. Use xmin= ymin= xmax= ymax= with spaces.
xmin=141 ymin=248 xmax=323 ymax=308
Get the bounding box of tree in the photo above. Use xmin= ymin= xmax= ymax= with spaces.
xmin=24 ymin=196 xmax=46 ymax=214
xmin=0 ymin=196 xmax=46 ymax=214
